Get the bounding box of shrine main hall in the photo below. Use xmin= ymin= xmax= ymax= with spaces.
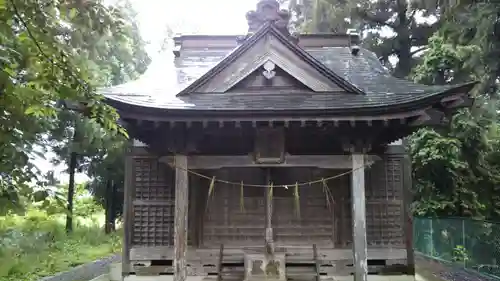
xmin=101 ymin=1 xmax=476 ymax=281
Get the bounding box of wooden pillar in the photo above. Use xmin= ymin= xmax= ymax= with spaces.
xmin=351 ymin=154 xmax=368 ymax=281
xmin=174 ymin=154 xmax=189 ymax=281
xmin=403 ymin=153 xmax=415 ymax=274
xmin=122 ymin=146 xmax=133 ymax=280
xmin=265 ymin=168 xmax=274 ymax=255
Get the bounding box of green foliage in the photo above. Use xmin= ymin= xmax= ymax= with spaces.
xmin=452 ymin=245 xmax=469 ymax=262
xmin=439 ymin=0 xmax=500 ymax=96
xmin=410 ymin=23 xmax=500 ymax=218
xmin=292 ymin=0 xmax=448 ymax=77
xmin=409 ymin=112 xmax=490 ymax=217
xmin=0 ymin=0 xmax=150 ymax=213
xmin=412 ymin=35 xmax=480 ymax=85
xmin=44 ymin=0 xmax=149 ymax=220
xmin=290 ymin=0 xmax=356 ymax=33
xmin=297 ymin=0 xmax=500 ymax=219
xmin=0 ymin=0 xmax=110 ymax=211
xmin=0 ymin=205 xmax=121 ymax=281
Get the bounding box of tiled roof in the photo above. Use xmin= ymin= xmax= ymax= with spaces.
xmin=101 ymin=40 xmax=471 ymax=112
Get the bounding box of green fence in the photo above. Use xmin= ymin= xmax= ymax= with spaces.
xmin=414 ymin=217 xmax=500 ymax=277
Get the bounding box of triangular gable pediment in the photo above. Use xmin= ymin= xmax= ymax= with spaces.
xmin=177 ymin=25 xmax=364 ymax=96
xmin=227 ymin=62 xmax=313 ymax=92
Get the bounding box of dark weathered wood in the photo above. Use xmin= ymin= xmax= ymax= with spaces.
xmin=440 ymin=94 xmax=474 ymax=109
xmin=174 ymin=33 xmax=357 ymax=52
xmin=130 ymin=246 xmax=407 ymax=261
xmin=351 ymin=154 xmax=368 ymax=281
xmin=229 ymin=66 xmax=310 ymax=92
xmin=132 ymin=157 xmax=175 ymax=247
xmin=409 ymin=108 xmax=445 ymax=126
xmin=265 ymin=168 xmax=274 ymax=255
xmin=174 ymin=155 xmax=189 ymax=281
xmin=189 ymin=32 xmax=344 ymax=93
xmin=118 ymin=110 xmax=428 ymax=125
xmin=217 ymin=244 xmax=224 ymax=281
xmin=159 ymin=154 xmax=381 ymax=169
xmin=122 ymin=146 xmax=134 ymax=279
xmin=254 ymin=127 xmax=285 ymax=164
xmin=202 ymin=168 xmax=266 ymax=247
xmin=312 ymin=244 xmax=320 ymax=281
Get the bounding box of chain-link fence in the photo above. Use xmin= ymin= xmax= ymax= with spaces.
xmin=414 ymin=217 xmax=500 ymax=278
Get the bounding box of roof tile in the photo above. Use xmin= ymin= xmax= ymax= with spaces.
xmin=101 ymin=44 xmax=463 ymax=111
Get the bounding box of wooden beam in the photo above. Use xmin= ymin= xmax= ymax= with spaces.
xmin=120 ymin=108 xmax=428 ymax=124
xmin=174 ymin=155 xmax=189 ymax=281
xmin=265 ymin=168 xmax=274 ymax=255
xmin=313 ymin=244 xmax=320 ymax=281
xmin=440 ymin=93 xmax=474 ymax=109
xmin=130 ymin=246 xmax=408 ymax=261
xmin=159 ymin=154 xmax=381 ymax=169
xmin=217 ymin=244 xmax=224 ymax=281
xmin=351 ymin=154 xmax=368 ymax=281
xmin=443 ymin=96 xmax=473 ymax=109
xmin=409 ymin=108 xmax=444 ymax=126
xmin=121 ymin=147 xmax=134 ymax=279
xmin=402 ymin=153 xmax=415 ymax=275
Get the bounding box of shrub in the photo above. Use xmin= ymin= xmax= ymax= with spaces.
xmin=0 ymin=205 xmax=121 ymax=281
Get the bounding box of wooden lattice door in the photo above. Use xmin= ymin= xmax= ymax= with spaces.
xmin=132 ymin=158 xmax=175 ymax=247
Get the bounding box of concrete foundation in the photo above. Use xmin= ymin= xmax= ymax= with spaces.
xmin=119 ymin=276 xmax=416 ymax=281
xmin=110 ymin=263 xmax=417 ymax=281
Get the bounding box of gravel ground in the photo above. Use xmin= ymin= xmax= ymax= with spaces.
xmin=437 ymin=269 xmax=497 ymax=281
xmin=416 ymin=254 xmax=498 ymax=281
xmin=38 ymin=254 xmax=121 ymax=281
xmin=38 ymin=253 xmax=498 ymax=281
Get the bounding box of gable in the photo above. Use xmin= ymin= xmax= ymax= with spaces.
xmin=227 ymin=62 xmax=312 ymax=92
xmin=177 ymin=25 xmax=362 ymax=95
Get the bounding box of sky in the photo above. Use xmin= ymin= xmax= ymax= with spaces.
xmin=133 ymin=0 xmax=257 ymax=55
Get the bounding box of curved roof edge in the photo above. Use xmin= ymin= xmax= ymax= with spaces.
xmin=105 ymin=81 xmax=477 ymax=119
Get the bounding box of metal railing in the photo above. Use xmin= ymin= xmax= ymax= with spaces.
xmin=414 ymin=217 xmax=500 ymax=278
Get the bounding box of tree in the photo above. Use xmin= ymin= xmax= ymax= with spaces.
xmin=410 ymin=33 xmax=500 ymax=218
xmin=45 ymin=0 xmax=150 ymax=232
xmin=294 ymin=0 xmax=500 ymax=219
xmin=438 ymin=0 xmax=500 ymax=96
xmin=292 ymin=0 xmax=448 ymax=77
xmin=288 ymin=0 xmax=356 ymax=33
xmin=0 ymin=0 xmax=136 ymax=213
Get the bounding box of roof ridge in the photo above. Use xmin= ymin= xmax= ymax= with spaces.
xmin=176 ymin=23 xmax=366 ymax=96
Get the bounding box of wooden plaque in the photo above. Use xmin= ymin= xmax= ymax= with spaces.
xmin=254 ymin=127 xmax=285 ymax=164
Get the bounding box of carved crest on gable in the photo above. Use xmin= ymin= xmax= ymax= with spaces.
xmin=262 ymin=60 xmax=276 ymax=80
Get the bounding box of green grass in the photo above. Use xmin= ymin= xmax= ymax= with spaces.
xmin=0 ymin=209 xmax=122 ymax=281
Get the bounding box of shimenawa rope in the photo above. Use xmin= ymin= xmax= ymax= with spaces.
xmin=165 ymin=159 xmax=373 ymax=188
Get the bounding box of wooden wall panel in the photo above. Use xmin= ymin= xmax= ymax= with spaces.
xmin=128 ymin=155 xmax=407 ymax=251
xmin=132 ymin=157 xmax=175 ymax=247
xmin=365 ymin=155 xmax=404 ymax=247
xmin=272 ymin=168 xmax=345 ymax=247
xmin=201 ymin=167 xmax=352 ymax=248
xmin=202 ymin=168 xmax=267 ymax=247
xmin=335 ymin=155 xmax=405 ymax=248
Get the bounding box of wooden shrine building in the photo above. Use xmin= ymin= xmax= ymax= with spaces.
xmin=101 ymin=1 xmax=476 ymax=280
